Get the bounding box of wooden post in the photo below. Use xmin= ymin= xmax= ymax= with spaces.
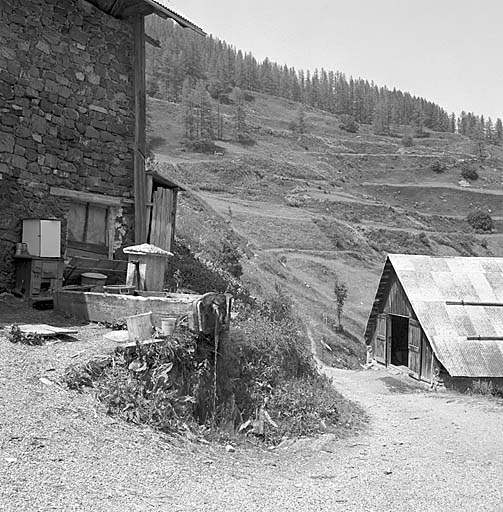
xmin=133 ymin=16 xmax=147 ymax=244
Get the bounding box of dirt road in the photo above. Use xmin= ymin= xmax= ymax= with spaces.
xmin=1 ymin=306 xmax=502 ymax=511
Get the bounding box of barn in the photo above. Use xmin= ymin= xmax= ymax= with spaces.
xmin=365 ymin=254 xmax=503 ymax=391
xmin=0 ymin=0 xmax=202 ymax=291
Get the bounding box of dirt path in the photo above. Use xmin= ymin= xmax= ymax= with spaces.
xmin=1 ymin=302 xmax=503 ymax=511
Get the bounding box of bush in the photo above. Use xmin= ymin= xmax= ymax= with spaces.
xmin=267 ymin=377 xmax=343 ymax=442
xmin=236 ymin=133 xmax=256 ymax=146
xmin=183 ymin=139 xmax=223 ymax=154
xmin=430 ymin=161 xmax=446 ymax=173
xmin=466 ymin=211 xmax=493 ymax=232
xmin=339 ymin=115 xmax=359 ymax=133
xmin=145 ymin=136 xmax=166 ymax=158
xmin=401 ymin=134 xmax=414 ymax=147
xmin=461 ymin=165 xmax=479 ymax=181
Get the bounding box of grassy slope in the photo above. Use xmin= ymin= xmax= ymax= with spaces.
xmin=148 ymin=92 xmax=503 ymax=369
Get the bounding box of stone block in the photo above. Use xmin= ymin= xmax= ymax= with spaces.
xmin=0 ymin=132 xmax=15 ymax=153
xmin=11 ymin=155 xmax=27 ymax=170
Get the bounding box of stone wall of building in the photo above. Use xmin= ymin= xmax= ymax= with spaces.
xmin=0 ymin=0 xmax=136 ymax=289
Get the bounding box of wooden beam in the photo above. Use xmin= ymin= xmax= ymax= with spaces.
xmin=50 ymin=187 xmax=133 ymax=206
xmin=133 ymin=16 xmax=147 ymax=244
xmin=446 ymin=301 xmax=503 ymax=307
xmin=145 ymin=33 xmax=161 ymax=48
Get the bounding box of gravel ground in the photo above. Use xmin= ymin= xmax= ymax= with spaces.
xmin=1 ymin=299 xmax=503 ymax=511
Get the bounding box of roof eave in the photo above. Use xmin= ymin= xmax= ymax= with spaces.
xmin=142 ymin=0 xmax=206 ymax=36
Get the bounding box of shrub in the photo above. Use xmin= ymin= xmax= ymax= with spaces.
xmin=183 ymin=139 xmax=223 ymax=154
xmin=8 ymin=324 xmax=44 ymax=346
xmin=236 ymin=133 xmax=256 ymax=146
xmin=466 ymin=211 xmax=493 ymax=232
xmin=430 ymin=161 xmax=446 ymax=173
xmin=401 ymin=134 xmax=414 ymax=147
xmin=145 ymin=136 xmax=166 ymax=158
xmin=267 ymin=377 xmax=343 ymax=442
xmin=461 ymin=165 xmax=479 ymax=181
xmin=339 ymin=115 xmax=359 ymax=133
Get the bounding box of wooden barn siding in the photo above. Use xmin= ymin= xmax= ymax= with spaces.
xmin=382 ymin=270 xmax=415 ymax=318
xmin=371 ymin=268 xmax=438 ymax=383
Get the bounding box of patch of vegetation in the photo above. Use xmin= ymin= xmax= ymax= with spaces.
xmin=8 ymin=324 xmax=44 ymax=346
xmin=466 ymin=211 xmax=493 ymax=232
xmin=65 ymin=287 xmax=364 ymax=444
xmin=145 ymin=136 xmax=166 ymax=158
xmin=183 ymin=139 xmax=224 ymax=154
xmin=461 ymin=164 xmax=479 ymax=181
xmin=401 ymin=134 xmax=414 ymax=147
xmin=470 ymin=380 xmax=503 ymax=398
xmin=430 ymin=160 xmax=446 ymax=173
xmin=339 ymin=115 xmax=359 ymax=133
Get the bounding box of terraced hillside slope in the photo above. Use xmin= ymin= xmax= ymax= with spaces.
xmin=148 ymin=92 xmax=503 ymax=368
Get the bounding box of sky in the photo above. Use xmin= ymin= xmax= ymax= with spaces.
xmin=166 ymin=0 xmax=503 ymax=121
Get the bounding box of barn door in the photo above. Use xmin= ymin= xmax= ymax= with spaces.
xmin=420 ymin=334 xmax=433 ymax=383
xmin=408 ymin=318 xmax=421 ymax=378
xmin=374 ymin=313 xmax=387 ymax=364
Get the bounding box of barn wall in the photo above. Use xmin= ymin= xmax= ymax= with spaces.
xmin=0 ymin=0 xmax=136 ymax=288
xmin=381 ymin=269 xmax=415 ymax=318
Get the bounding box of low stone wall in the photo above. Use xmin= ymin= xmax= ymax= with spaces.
xmin=0 ymin=0 xmax=136 ymax=288
xmin=54 ymin=290 xmax=201 ymax=327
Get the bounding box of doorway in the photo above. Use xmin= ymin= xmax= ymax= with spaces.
xmin=389 ymin=314 xmax=409 ymax=367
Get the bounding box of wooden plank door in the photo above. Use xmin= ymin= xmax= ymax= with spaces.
xmin=149 ymin=187 xmax=175 ymax=253
xmin=374 ymin=313 xmax=387 ymax=364
xmin=420 ymin=334 xmax=433 ymax=383
xmin=408 ymin=318 xmax=421 ymax=378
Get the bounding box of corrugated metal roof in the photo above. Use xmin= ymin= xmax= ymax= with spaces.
xmin=365 ymin=254 xmax=503 ymax=377
xmin=144 ymin=0 xmax=205 ymax=35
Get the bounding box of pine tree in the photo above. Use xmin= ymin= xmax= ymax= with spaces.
xmin=234 ymin=87 xmax=248 ymax=142
xmin=495 ymin=118 xmax=503 ymax=144
xmin=180 ymin=77 xmax=196 ymax=140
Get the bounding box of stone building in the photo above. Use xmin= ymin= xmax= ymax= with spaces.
xmin=0 ymin=0 xmax=201 ymax=289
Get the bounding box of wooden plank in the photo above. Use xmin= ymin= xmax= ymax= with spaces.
xmin=67 ymin=240 xmax=109 ymax=256
xmin=18 ymin=324 xmax=78 ymax=336
xmin=107 ymin=207 xmax=115 ymax=260
xmin=133 ymin=15 xmax=147 ymax=244
xmin=145 ymin=174 xmax=153 ymax=239
xmin=164 ymin=188 xmax=173 ymax=252
xmin=126 ymin=312 xmax=153 ymax=342
xmin=50 ymin=187 xmax=132 ymax=206
xmin=145 ymin=33 xmax=161 ymax=48
xmin=170 ymin=190 xmax=178 ymax=252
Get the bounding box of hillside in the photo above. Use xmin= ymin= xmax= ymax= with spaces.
xmin=148 ymin=91 xmax=503 ymax=368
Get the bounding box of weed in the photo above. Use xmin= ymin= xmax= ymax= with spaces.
xmin=8 ymin=324 xmax=44 ymax=346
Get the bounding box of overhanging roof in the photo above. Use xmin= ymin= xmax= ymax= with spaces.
xmin=85 ymin=0 xmax=205 ymax=35
xmin=365 ymin=254 xmax=503 ymax=378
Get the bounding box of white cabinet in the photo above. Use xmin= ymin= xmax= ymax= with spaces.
xmin=22 ymin=219 xmax=61 ymax=257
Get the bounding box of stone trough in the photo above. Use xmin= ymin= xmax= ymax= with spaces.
xmin=54 ymin=289 xmax=202 ymax=328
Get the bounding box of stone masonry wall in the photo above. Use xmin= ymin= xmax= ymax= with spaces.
xmin=0 ymin=0 xmax=136 ymax=289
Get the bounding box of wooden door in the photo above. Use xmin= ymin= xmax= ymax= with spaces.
xmin=420 ymin=335 xmax=433 ymax=383
xmin=408 ymin=318 xmax=421 ymax=378
xmin=374 ymin=313 xmax=387 ymax=364
xmin=149 ymin=187 xmax=176 ymax=253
